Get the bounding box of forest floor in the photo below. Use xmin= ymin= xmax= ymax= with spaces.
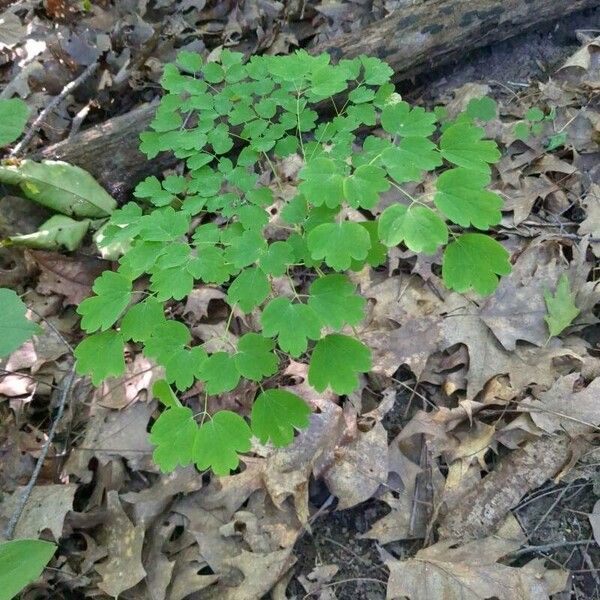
xmin=2 ymin=1 xmax=600 ymax=599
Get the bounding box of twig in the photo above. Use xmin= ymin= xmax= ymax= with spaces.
xmin=3 ymin=365 xmax=76 ymax=539
xmin=510 ymin=539 xmax=595 ymax=557
xmin=10 ymin=62 xmax=100 ymax=157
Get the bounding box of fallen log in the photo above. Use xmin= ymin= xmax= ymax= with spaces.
xmin=34 ymin=0 xmax=598 ymax=200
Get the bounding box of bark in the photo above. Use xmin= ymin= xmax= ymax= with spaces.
xmin=34 ymin=0 xmax=598 ymax=199
xmin=437 ymin=434 xmax=590 ymax=541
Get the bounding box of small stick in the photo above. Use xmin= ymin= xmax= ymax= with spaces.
xmin=10 ymin=62 xmax=100 ymax=157
xmin=510 ymin=539 xmax=595 ymax=557
xmin=3 ymin=365 xmax=76 ymax=539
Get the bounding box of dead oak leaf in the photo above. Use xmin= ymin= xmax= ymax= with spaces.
xmin=385 ymin=532 xmax=568 ymax=600
xmin=324 ymin=420 xmax=388 ymax=509
xmin=0 ymin=483 xmax=76 ymax=539
xmin=95 ymin=491 xmax=146 ymax=598
xmin=524 ymin=372 xmax=600 ymax=435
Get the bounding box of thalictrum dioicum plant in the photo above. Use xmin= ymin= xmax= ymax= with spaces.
xmin=73 ymin=50 xmax=510 ymax=475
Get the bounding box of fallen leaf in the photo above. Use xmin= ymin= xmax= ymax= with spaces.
xmin=64 ymin=402 xmax=156 ymax=481
xmin=95 ymin=491 xmax=146 ymax=597
xmin=28 ymin=250 xmax=108 ymax=305
xmin=0 ymin=484 xmax=76 ymax=539
xmin=324 ymin=421 xmax=388 ymax=509
xmin=524 ymin=373 xmax=600 ymax=434
xmin=385 ymin=519 xmax=568 ymax=600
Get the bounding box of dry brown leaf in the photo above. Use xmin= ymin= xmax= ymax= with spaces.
xmin=95 ymin=491 xmax=146 ymax=597
xmin=385 ymin=519 xmax=568 ymax=600
xmin=167 ymin=554 xmax=219 ymax=600
xmin=361 ymin=443 xmax=425 ymax=543
xmin=263 ymin=401 xmax=344 ymax=523
xmin=0 ymin=483 xmax=76 ymax=539
xmin=64 ymin=402 xmax=156 ymax=481
xmin=503 ymin=175 xmax=557 ymax=225
xmin=524 ymin=373 xmax=600 ymax=434
xmin=28 ymin=250 xmax=108 ymax=305
xmin=578 ymin=183 xmax=600 ymax=256
xmin=184 ymin=286 xmax=227 ymax=322
xmin=588 ymin=499 xmax=600 ymax=547
xmin=206 ymin=548 xmax=295 ymax=600
xmin=324 ymin=420 xmax=388 ymax=509
xmin=480 ymin=241 xmax=564 ymax=350
xmin=95 ymin=354 xmax=162 ymax=409
xmin=143 ymin=521 xmax=176 ymax=600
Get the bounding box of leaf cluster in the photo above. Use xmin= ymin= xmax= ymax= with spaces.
xmin=74 ymin=50 xmax=509 ymax=473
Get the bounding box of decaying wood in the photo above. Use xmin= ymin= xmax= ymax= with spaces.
xmin=314 ymin=0 xmax=598 ymax=78
xmin=438 ymin=433 xmax=590 ymax=541
xmin=34 ymin=0 xmax=598 ymax=199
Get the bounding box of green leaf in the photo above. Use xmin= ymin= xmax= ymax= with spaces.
xmin=152 ymin=379 xmax=180 ymax=408
xmin=189 ymin=246 xmax=235 ymax=284
xmin=176 ymin=50 xmax=203 ymax=73
xmin=378 ymin=204 xmax=448 ymax=254
xmin=440 ymin=123 xmax=500 ymax=173
xmin=120 ymin=297 xmax=166 ymax=342
xmin=0 ymin=539 xmax=56 ymax=600
xmin=442 ymin=233 xmax=511 ymax=295
xmin=224 ymin=229 xmax=267 ymax=269
xmin=307 ymin=221 xmax=371 ymax=271
xmin=140 ymin=207 xmax=189 ymax=242
xmin=434 ymin=168 xmax=502 ymax=230
xmin=513 ymin=122 xmax=530 ymax=141
xmin=0 ymin=98 xmax=29 ymax=146
xmin=466 ymin=97 xmax=497 ymax=122
xmin=380 ymin=101 xmax=436 ymax=137
xmin=298 ymin=157 xmax=345 ymax=208
xmin=75 ymin=330 xmax=125 ymax=385
xmin=261 ymin=297 xmax=322 ymax=357
xmin=308 ymin=334 xmax=371 ymax=395
xmin=8 ymin=215 xmax=90 ymax=252
xmin=546 ymin=132 xmax=567 ymax=151
xmin=0 ymin=160 xmax=117 ymax=218
xmin=526 ymin=107 xmax=544 ymax=122
xmin=0 ymin=289 xmax=41 ymax=358
xmin=382 ymin=137 xmax=442 ymax=183
xmin=360 ymin=55 xmax=393 ymax=85
xmin=233 ymin=333 xmax=278 ymax=381
xmin=227 ymin=267 xmax=270 ymax=313
xmin=198 ymin=352 xmax=240 ymax=394
xmin=134 ymin=175 xmax=173 ymax=206
xmin=78 ymin=271 xmax=132 ymax=333
xmin=251 ymin=389 xmax=311 ymax=447
xmin=544 ymin=274 xmax=580 ymax=337
xmin=193 ymin=411 xmax=252 ymax=475
xmin=259 ymin=241 xmax=294 ymax=276
xmin=308 ymin=274 xmax=365 ymax=329
xmin=343 ymin=165 xmax=390 ymax=209
xmin=144 ymin=321 xmax=206 ymax=391
xmin=150 ymin=406 xmax=197 ymax=471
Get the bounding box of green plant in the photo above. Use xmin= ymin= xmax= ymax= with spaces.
xmin=6 ymin=51 xmax=510 ymax=475
xmin=0 ymin=539 xmax=56 ymax=600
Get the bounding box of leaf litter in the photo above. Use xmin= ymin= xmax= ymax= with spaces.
xmin=4 ymin=7 xmax=600 ymax=600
